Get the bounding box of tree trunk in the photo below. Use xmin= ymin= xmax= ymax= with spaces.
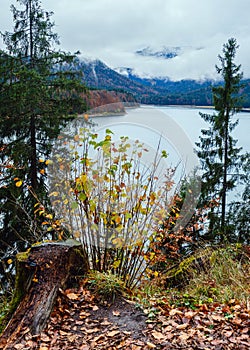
xmin=0 ymin=239 xmax=88 ymax=349
xmin=30 ymin=114 xmax=38 ymax=191
xmin=221 ymin=107 xmax=229 ymax=240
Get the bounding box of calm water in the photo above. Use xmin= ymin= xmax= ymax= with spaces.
xmin=93 ymin=105 xmax=249 ymax=167
xmin=92 ymin=105 xmax=249 ymax=201
xmin=158 ymin=105 xmax=249 ymax=153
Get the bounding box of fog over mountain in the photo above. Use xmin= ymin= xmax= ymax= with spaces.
xmin=77 ymin=58 xmax=250 ymax=107
xmin=1 ymin=0 xmax=250 ymax=81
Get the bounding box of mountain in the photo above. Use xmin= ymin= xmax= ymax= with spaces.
xmin=135 ymin=46 xmax=181 ymax=59
xmin=76 ymin=58 xmax=158 ymax=99
xmin=77 ymin=58 xmax=250 ymax=107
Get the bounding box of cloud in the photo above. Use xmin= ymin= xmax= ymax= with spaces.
xmin=1 ymin=0 xmax=250 ymax=80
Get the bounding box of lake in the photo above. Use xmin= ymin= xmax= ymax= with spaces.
xmin=93 ymin=105 xmax=249 ymax=155
xmin=91 ymin=104 xmax=249 ymax=201
xmin=49 ymin=105 xmax=249 ymax=243
xmin=158 ymin=106 xmax=249 ymax=153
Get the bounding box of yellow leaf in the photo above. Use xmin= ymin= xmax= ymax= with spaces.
xmin=49 ymin=191 xmax=59 ymax=197
xmin=112 ymin=238 xmax=124 ymax=248
xmin=74 ymin=134 xmax=80 ymax=142
xmin=114 ymin=215 xmax=122 ymax=224
xmin=45 ymin=159 xmax=53 ymax=165
xmin=15 ymin=180 xmax=23 ymax=187
xmin=74 ymin=231 xmax=81 ymax=239
xmin=84 ymin=114 xmax=89 ymax=121
xmin=40 ymin=169 xmax=45 ymax=175
xmin=45 ymin=214 xmax=53 ymax=220
xmin=39 ymin=159 xmax=45 ymax=163
xmin=32 ymin=278 xmax=38 ymax=283
xmin=7 ymin=259 xmax=13 ymax=265
xmin=112 ymin=259 xmax=121 ymax=268
xmin=80 ymin=174 xmax=87 ymax=184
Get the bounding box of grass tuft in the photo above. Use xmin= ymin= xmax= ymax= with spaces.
xmin=87 ymin=270 xmax=128 ymax=302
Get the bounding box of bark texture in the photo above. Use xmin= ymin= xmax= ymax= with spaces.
xmin=0 ymin=239 xmax=88 ymax=349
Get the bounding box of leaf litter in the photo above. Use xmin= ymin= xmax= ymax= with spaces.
xmin=2 ymin=284 xmax=250 ymax=350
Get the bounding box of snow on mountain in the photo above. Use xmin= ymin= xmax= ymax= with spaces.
xmin=135 ymin=46 xmax=182 ymax=59
xmin=114 ymin=66 xmax=156 ymax=80
xmin=114 ymin=67 xmax=134 ymax=78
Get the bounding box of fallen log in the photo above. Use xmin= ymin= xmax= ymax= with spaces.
xmin=0 ymin=239 xmax=88 ymax=349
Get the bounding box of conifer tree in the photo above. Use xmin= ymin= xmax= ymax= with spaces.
xmin=196 ymin=38 xmax=244 ymax=242
xmin=0 ymin=0 xmax=87 ymax=260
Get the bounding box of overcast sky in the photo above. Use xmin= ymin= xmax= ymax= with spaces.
xmin=1 ymin=0 xmax=250 ymax=81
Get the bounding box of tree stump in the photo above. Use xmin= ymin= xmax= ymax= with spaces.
xmin=0 ymin=239 xmax=88 ymax=349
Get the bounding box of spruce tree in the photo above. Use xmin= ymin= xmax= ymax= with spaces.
xmin=0 ymin=0 xmax=87 ymax=263
xmin=196 ymin=38 xmax=244 ymax=242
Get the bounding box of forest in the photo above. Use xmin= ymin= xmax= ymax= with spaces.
xmin=0 ymin=1 xmax=249 ymax=349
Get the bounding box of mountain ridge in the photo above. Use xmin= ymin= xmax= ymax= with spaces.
xmin=77 ymin=57 xmax=250 ymax=107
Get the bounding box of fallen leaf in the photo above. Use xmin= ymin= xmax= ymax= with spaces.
xmin=179 ymin=332 xmax=190 ymax=341
xmin=80 ymin=345 xmax=89 ymax=350
xmin=152 ymin=331 xmax=165 ymax=340
xmin=123 ymin=331 xmax=131 ymax=335
xmin=169 ymin=309 xmax=183 ymax=316
xmin=92 ymin=335 xmax=105 ymax=343
xmin=101 ymin=319 xmax=111 ymax=326
xmin=229 ymin=337 xmax=238 ymax=343
xmin=85 ymin=327 xmax=100 ymax=334
xmin=112 ymin=310 xmax=120 ymax=316
xmin=211 ymin=339 xmax=223 ymax=346
xmin=146 ymin=341 xmax=157 ymax=348
xmin=162 ymin=325 xmax=173 ymax=333
xmin=14 ymin=345 xmax=24 ymax=350
xmin=79 ymin=311 xmax=91 ymax=319
xmin=66 ymin=292 xmax=78 ymax=300
xmin=68 ymin=333 xmax=78 ymax=342
xmin=211 ymin=314 xmax=224 ymax=322
xmin=92 ymin=305 xmax=99 ymax=311
xmin=232 ymin=317 xmax=242 ymax=325
xmin=224 ymin=330 xmax=233 ymax=338
xmin=75 ymin=320 xmax=84 ymax=325
xmin=40 ymin=333 xmax=51 ymax=342
xmin=176 ymin=323 xmax=189 ymax=330
xmin=59 ymin=330 xmax=68 ymax=336
xmin=107 ymin=330 xmax=120 ymax=337
xmin=241 ymin=327 xmax=249 ymax=333
xmin=25 ymin=340 xmax=36 ymax=347
xmin=131 ymin=345 xmax=143 ymax=350
xmin=184 ymin=311 xmax=197 ymax=319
